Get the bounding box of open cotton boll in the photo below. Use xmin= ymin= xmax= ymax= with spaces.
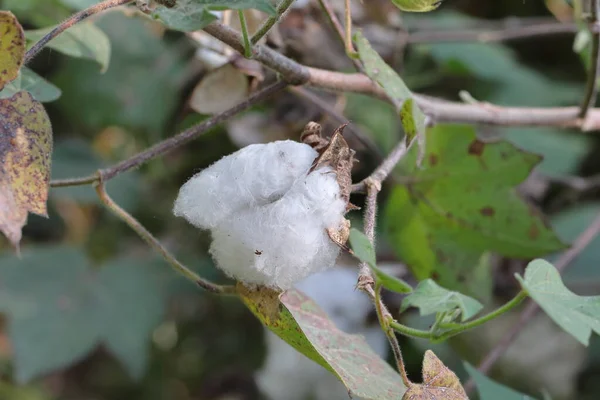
xmin=173 ymin=139 xmax=348 ymax=289
xmin=209 ymin=166 xmax=346 ymax=289
xmin=256 ymin=268 xmax=388 ymax=400
xmin=173 ymin=140 xmax=318 ymax=230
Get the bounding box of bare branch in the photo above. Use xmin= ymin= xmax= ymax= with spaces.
xmin=203 ymin=22 xmax=600 ymax=130
xmin=352 ymin=141 xmax=408 ymax=193
xmin=24 ymin=0 xmax=133 ymax=64
xmin=50 ymin=80 xmax=288 ymax=187
xmin=407 ymin=21 xmax=584 ymax=44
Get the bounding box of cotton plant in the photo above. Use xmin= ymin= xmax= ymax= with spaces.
xmin=255 ymin=267 xmax=389 ymax=400
xmin=173 ymin=122 xmax=355 ymax=290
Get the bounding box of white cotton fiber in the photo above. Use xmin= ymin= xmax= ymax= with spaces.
xmin=173 ymin=140 xmax=318 ymax=229
xmin=256 ymin=267 xmax=388 ymax=400
xmin=173 ymin=140 xmax=347 ymax=289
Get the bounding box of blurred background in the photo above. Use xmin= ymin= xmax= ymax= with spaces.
xmin=0 ymin=0 xmax=599 ymax=399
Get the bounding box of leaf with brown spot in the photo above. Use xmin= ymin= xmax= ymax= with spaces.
xmin=0 ymin=11 xmax=25 ymax=90
xmin=385 ymin=124 xmax=565 ymax=300
xmin=0 ymin=91 xmax=52 ymax=247
xmin=403 ymin=350 xmax=467 ymax=400
xmin=237 ymin=283 xmax=407 ymax=399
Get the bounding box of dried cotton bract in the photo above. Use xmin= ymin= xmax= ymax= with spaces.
xmin=173 ymin=139 xmax=349 ymax=289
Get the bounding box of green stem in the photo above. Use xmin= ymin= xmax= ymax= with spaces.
xmin=429 ymin=311 xmax=448 ymax=335
xmin=251 ymin=0 xmax=295 ymax=44
xmin=238 ymin=10 xmax=252 ymax=58
xmin=389 ymin=320 xmax=432 ymax=339
xmin=434 ymin=291 xmax=528 ymax=342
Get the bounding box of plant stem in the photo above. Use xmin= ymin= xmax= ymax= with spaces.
xmin=579 ymin=0 xmax=600 ymax=119
xmin=344 ymin=0 xmax=358 ymax=58
xmin=238 ymin=10 xmax=253 ymax=58
xmin=388 ymin=320 xmax=433 ymax=339
xmin=251 ymin=0 xmax=295 ymax=44
xmin=373 ymin=284 xmax=412 ymax=387
xmin=24 ymin=0 xmax=133 ymax=64
xmin=95 ymin=178 xmax=236 ymax=295
xmin=433 ymin=291 xmax=528 ymax=342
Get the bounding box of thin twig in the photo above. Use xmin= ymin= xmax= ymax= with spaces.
xmin=352 ymin=141 xmax=408 ymax=193
xmin=50 ymin=80 xmax=288 ymax=187
xmin=343 ymin=0 xmax=358 ymax=57
xmin=579 ymin=1 xmax=600 ymax=119
xmin=95 ymin=177 xmax=236 ymax=295
xmin=203 ymin=22 xmax=600 ymax=130
xmin=466 ymin=211 xmax=600 ymax=393
xmin=407 ymin=21 xmax=586 ymax=44
xmin=287 ymin=86 xmax=382 ymax=158
xmin=251 ymin=0 xmax=295 ymax=44
xmin=24 ymin=0 xmax=133 ymax=64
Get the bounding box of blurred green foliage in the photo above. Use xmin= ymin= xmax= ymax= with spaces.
xmin=0 ymin=0 xmax=600 ymax=399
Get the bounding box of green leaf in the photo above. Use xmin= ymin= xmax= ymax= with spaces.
xmin=0 ymin=67 xmax=61 ymax=103
xmin=355 ymin=31 xmax=426 ymax=148
xmin=25 ymin=22 xmax=111 ymax=72
xmin=0 ymin=11 xmax=25 ymax=90
xmin=384 ymin=124 xmax=564 ymax=299
xmin=0 ymin=247 xmax=167 ymax=382
xmin=0 ymin=91 xmax=53 ymax=247
xmin=464 ymin=363 xmax=535 ymax=400
xmin=401 ymin=280 xmax=482 ymax=322
xmin=349 ymin=228 xmax=412 ymax=294
xmin=391 ymin=0 xmax=443 ymax=12
xmin=237 ymin=284 xmax=407 ymax=399
xmin=51 ymin=139 xmax=141 ymax=210
xmin=516 ymin=259 xmax=600 ymax=346
xmin=152 ymin=0 xmax=276 ymax=32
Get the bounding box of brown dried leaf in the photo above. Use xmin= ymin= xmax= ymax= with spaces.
xmin=304 ymin=122 xmax=355 ymax=206
xmin=403 ymin=350 xmax=468 ymax=400
xmin=0 ymin=91 xmax=52 ymax=247
xmin=0 ymin=11 xmax=25 ymax=90
xmin=189 ymin=63 xmax=249 ymax=115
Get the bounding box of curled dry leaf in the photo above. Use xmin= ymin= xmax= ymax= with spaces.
xmin=0 ymin=11 xmax=25 ymax=90
xmin=189 ymin=63 xmax=249 ymax=115
xmin=301 ymin=122 xmax=357 ymax=249
xmin=403 ymin=350 xmax=468 ymax=400
xmin=0 ymin=91 xmax=52 ymax=247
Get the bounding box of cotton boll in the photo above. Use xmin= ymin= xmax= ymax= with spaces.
xmin=173 ymin=140 xmax=318 ymax=230
xmin=256 ymin=268 xmax=388 ymax=400
xmin=209 ymin=166 xmax=346 ymax=289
